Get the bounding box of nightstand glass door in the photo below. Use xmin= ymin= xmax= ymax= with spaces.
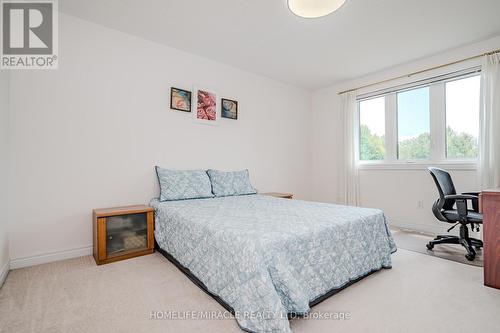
xmin=106 ymin=212 xmax=148 ymax=257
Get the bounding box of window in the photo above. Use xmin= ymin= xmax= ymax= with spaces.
xmin=359 ymin=97 xmax=385 ymax=161
xmin=397 ymin=87 xmax=431 ymax=160
xmin=445 ymin=76 xmax=480 ymax=159
xmin=357 ymin=71 xmax=481 ymax=165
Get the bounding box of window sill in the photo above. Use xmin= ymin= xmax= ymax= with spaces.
xmin=357 ymin=161 xmax=477 ymax=171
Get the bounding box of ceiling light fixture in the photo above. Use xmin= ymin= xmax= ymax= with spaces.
xmin=287 ymin=0 xmax=347 ymax=19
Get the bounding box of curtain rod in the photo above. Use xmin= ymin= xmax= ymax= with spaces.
xmin=337 ymin=49 xmax=500 ymax=95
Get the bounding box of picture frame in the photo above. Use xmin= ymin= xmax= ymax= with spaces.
xmin=193 ymin=87 xmax=220 ymax=125
xmin=170 ymin=87 xmax=192 ymax=112
xmin=221 ymin=98 xmax=238 ymax=120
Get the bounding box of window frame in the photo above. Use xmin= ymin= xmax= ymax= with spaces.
xmin=444 ymin=74 xmax=481 ymax=161
xmin=358 ymin=96 xmax=387 ymax=162
xmin=395 ymin=85 xmax=432 ymax=161
xmin=356 ymin=69 xmax=480 ymax=170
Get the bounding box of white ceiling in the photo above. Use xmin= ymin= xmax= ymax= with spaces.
xmin=59 ymin=0 xmax=500 ymax=90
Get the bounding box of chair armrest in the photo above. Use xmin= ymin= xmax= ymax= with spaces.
xmin=462 ymin=192 xmax=480 ymax=212
xmin=444 ymin=194 xmax=478 ymax=221
xmin=462 ymin=192 xmax=480 ymax=196
xmin=444 ymin=194 xmax=478 ymax=200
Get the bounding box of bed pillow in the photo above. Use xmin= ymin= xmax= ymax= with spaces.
xmin=207 ymin=169 xmax=257 ymax=197
xmin=155 ymin=167 xmax=214 ymax=201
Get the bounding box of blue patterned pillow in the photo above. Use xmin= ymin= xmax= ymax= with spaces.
xmin=155 ymin=167 xmax=214 ymax=201
xmin=207 ymin=169 xmax=257 ymax=197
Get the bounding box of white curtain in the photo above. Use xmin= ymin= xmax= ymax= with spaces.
xmin=340 ymin=91 xmax=360 ymax=206
xmin=479 ymin=53 xmax=500 ymax=189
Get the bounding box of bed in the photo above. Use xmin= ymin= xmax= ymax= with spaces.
xmin=150 ymin=194 xmax=396 ymax=333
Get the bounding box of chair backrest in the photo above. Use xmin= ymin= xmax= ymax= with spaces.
xmin=428 ymin=167 xmax=456 ymax=210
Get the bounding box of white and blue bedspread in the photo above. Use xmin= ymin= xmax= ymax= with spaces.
xmin=151 ymin=195 xmax=396 ymax=333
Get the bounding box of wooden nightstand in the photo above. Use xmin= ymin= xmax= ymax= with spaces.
xmin=261 ymin=192 xmax=294 ymax=199
xmin=93 ymin=205 xmax=154 ymax=265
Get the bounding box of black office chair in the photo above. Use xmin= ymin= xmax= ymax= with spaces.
xmin=427 ymin=167 xmax=483 ymax=261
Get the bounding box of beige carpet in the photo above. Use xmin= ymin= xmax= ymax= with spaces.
xmin=391 ymin=228 xmax=483 ymax=267
xmin=1 ymin=249 xmax=499 ymax=333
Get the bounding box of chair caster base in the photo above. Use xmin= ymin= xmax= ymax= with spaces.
xmin=465 ymin=253 xmax=475 ymax=261
xmin=426 ymin=243 xmax=434 ymax=250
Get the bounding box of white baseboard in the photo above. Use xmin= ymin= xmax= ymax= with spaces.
xmin=0 ymin=259 xmax=10 ymax=287
xmin=10 ymin=245 xmax=93 ymax=269
xmin=390 ymin=219 xmax=482 ymax=239
xmin=4 ymin=218 xmax=479 ymax=270
xmin=389 ymin=219 xmax=452 ymax=236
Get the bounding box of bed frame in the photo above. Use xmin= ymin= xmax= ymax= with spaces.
xmin=155 ymin=241 xmax=389 ymax=318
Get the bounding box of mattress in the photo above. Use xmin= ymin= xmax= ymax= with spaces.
xmin=150 ymin=194 xmax=396 ymax=333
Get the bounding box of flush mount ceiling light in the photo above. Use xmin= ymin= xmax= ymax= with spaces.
xmin=287 ymin=0 xmax=347 ymax=18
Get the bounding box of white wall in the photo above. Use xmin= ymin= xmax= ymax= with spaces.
xmin=0 ymin=71 xmax=10 ymax=284
xmin=311 ymin=35 xmax=500 ymax=235
xmin=7 ymin=14 xmax=312 ymax=267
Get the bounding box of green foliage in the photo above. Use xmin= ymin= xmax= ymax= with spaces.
xmin=446 ymin=127 xmax=478 ymax=159
xmin=359 ymin=125 xmax=477 ymax=161
xmin=398 ymin=133 xmax=431 ymax=160
xmin=359 ymin=124 xmax=385 ymax=160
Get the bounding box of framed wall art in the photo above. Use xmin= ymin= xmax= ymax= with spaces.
xmin=170 ymin=87 xmax=192 ymax=112
xmin=221 ymin=98 xmax=238 ymax=120
xmin=193 ymin=87 xmax=219 ymax=125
